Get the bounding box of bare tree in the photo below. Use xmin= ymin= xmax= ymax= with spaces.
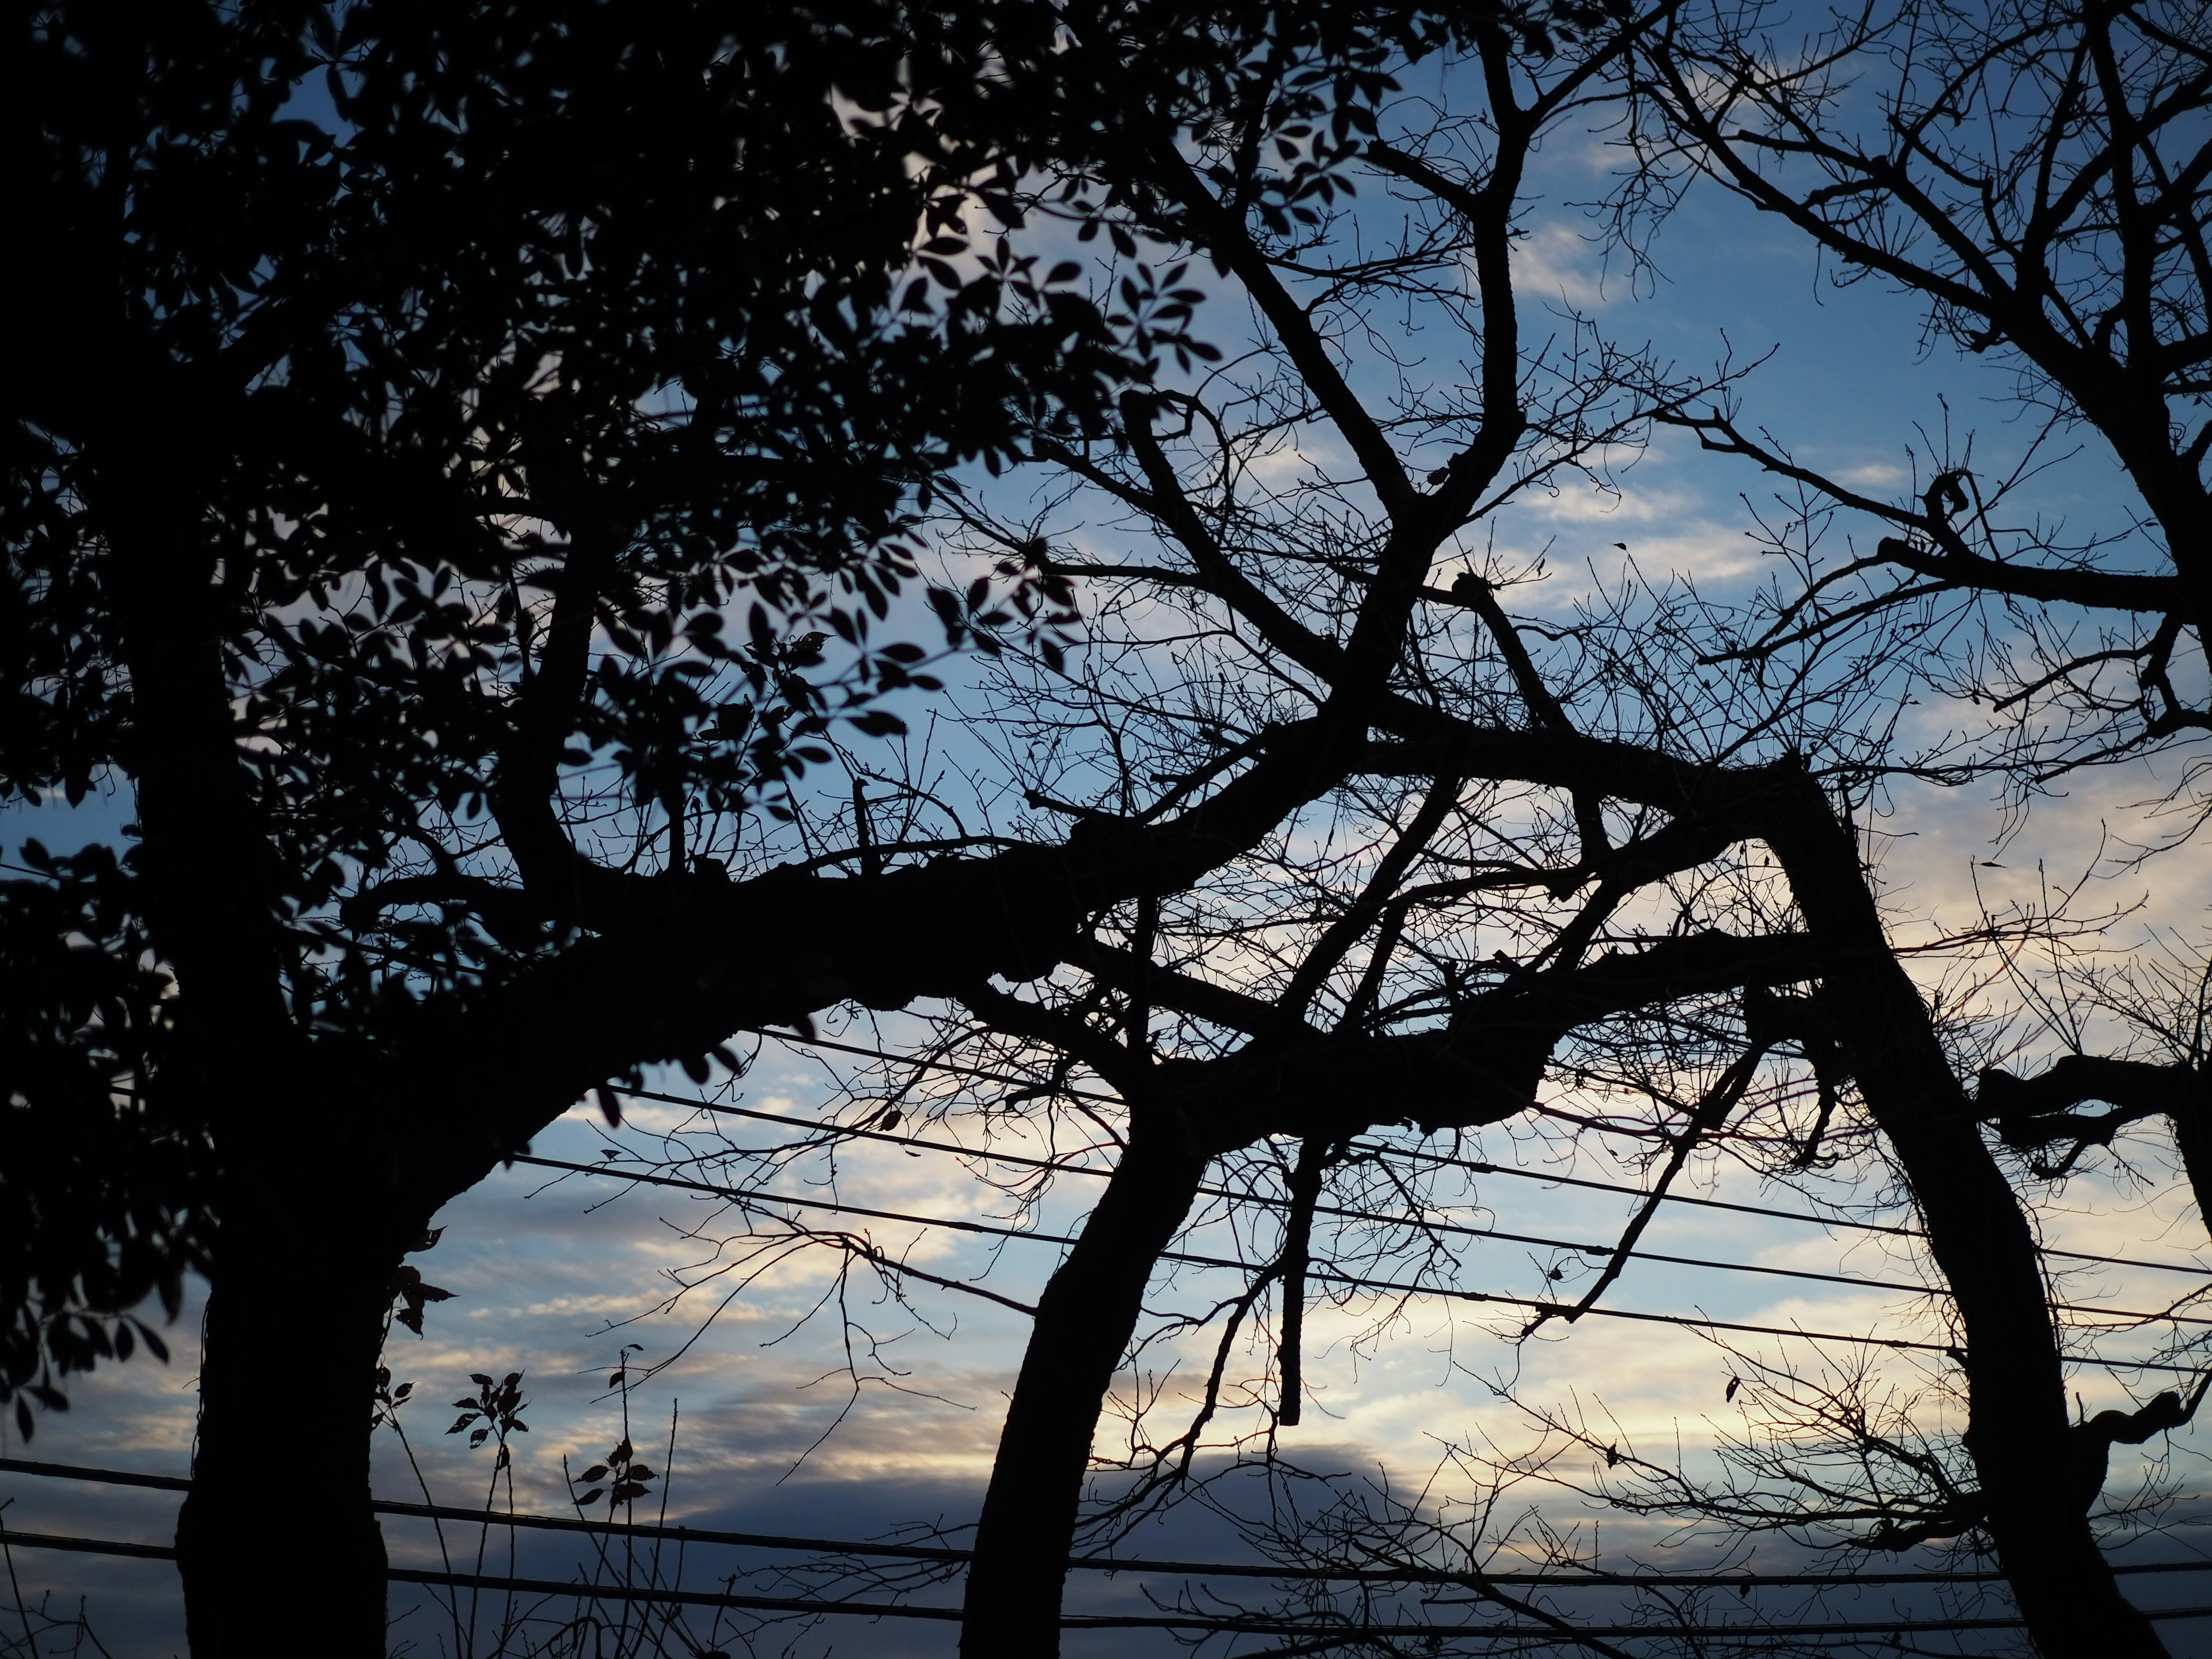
xmin=1631 ymin=0 xmax=2212 ymax=788
xmin=597 ymin=5 xmax=2183 ymax=1656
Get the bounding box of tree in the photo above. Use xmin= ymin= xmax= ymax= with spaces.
xmin=1010 ymin=1 xmax=2212 ymax=1646
xmin=618 ymin=2 xmax=2174 ymax=1653
xmin=1631 ymin=0 xmax=2212 ymax=780
xmin=3 ymin=1 xmax=1142 ymax=1650
xmin=1136 ymin=2 xmax=2212 ymax=1649
xmin=1603 ymin=2 xmax=2212 ymax=1641
xmin=9 ymin=1 xmax=1632 ymax=1652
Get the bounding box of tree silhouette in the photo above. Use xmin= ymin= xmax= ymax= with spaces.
xmin=632 ymin=2 xmax=2179 ymax=1652
xmin=4 ymin=0 xmax=1141 ymax=1650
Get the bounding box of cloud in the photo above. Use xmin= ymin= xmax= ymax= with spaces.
xmin=1511 ymin=224 xmax=1616 ymax=310
xmin=1836 ymin=460 xmax=1911 ymax=490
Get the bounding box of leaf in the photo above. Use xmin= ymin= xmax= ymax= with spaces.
xmin=579 ymin=1464 xmax=609 ymax=1483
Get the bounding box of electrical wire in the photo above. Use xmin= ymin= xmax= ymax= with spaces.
xmin=599 ymin=1092 xmax=2212 ymax=1325
xmin=705 ymin=1035 xmax=2212 ymax=1279
xmin=3 ymin=1527 xmax=2208 ymax=1643
xmin=9 ymin=1455 xmax=2212 ymax=1591
xmin=514 ymin=1155 xmax=2210 ymax=1374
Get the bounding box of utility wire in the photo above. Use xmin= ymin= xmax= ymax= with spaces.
xmin=514 ymin=1155 xmax=2209 ymax=1373
xmin=0 ymin=1528 xmax=173 ymax=1562
xmin=3 ymin=1526 xmax=2208 ymax=1643
xmin=373 ymin=1573 xmax=2212 ymax=1641
xmin=707 ymin=1036 xmax=2212 ymax=1279
xmin=604 ymin=1092 xmax=2212 ymax=1324
xmin=9 ymin=1456 xmax=2212 ymax=1589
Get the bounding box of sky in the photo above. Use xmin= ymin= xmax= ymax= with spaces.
xmin=5 ymin=40 xmax=2212 ymax=1659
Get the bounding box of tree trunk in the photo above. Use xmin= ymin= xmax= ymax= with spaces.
xmin=2171 ymin=1093 xmax=2212 ymax=1243
xmin=94 ymin=446 xmax=405 ymax=1652
xmin=175 ymin=1171 xmax=398 ymax=1659
xmin=1766 ymin=772 xmax=2165 ymax=1659
xmin=960 ymin=1127 xmax=1207 ymax=1659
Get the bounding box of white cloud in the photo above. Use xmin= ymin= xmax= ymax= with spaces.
xmin=1511 ymin=224 xmax=1615 ymax=310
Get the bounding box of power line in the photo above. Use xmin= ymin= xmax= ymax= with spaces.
xmin=3 ymin=1520 xmax=2207 ymax=1646
xmin=700 ymin=1037 xmax=2212 ymax=1279
xmin=3 ymin=1526 xmax=2207 ymax=1645
xmin=514 ymin=1155 xmax=2209 ymax=1374
xmin=10 ymin=1460 xmax=2212 ymax=1601
xmin=0 ymin=1459 xmax=188 ymax=1495
xmin=1376 ymin=1139 xmax=2212 ymax=1281
xmin=0 ymin=1527 xmax=173 ymax=1562
xmin=378 ymin=1569 xmax=2212 ymax=1641
xmin=369 ymin=1508 xmax=2212 ymax=1586
xmin=602 ymin=1093 xmax=2212 ymax=1325
xmin=603 ymin=1111 xmax=1955 ymax=1298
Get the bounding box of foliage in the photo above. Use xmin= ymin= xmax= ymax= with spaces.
xmin=0 ymin=0 xmax=1139 ymax=1414
xmin=0 ymin=838 xmax=189 ymax=1437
